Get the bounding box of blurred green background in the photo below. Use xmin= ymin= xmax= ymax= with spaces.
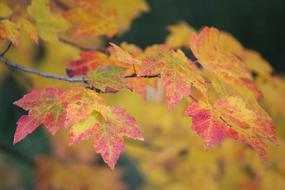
xmin=0 ymin=0 xmax=284 ymax=189
xmin=120 ymin=0 xmax=285 ymax=72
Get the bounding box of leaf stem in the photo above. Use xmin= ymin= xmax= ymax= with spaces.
xmin=0 ymin=40 xmax=160 ymax=92
xmin=0 ymin=54 xmax=160 ymax=89
xmin=1 ymin=42 xmax=12 ymax=56
xmin=125 ymin=73 xmax=160 ymax=78
xmin=59 ymin=37 xmax=106 ymax=52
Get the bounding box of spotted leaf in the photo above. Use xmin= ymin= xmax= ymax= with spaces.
xmin=185 ymin=96 xmax=276 ymax=156
xmin=140 ymin=46 xmax=207 ymax=109
xmin=13 ymin=88 xmax=67 ymax=143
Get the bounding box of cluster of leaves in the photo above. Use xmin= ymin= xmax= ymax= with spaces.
xmin=13 ymin=87 xmax=143 ymax=169
xmin=1 ymin=0 xmax=285 ymax=179
xmin=61 ymin=25 xmax=277 ymax=167
xmin=0 ymin=0 xmax=149 ymax=44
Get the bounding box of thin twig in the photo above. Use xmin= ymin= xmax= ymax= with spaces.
xmin=1 ymin=42 xmax=12 ymax=56
xmin=125 ymin=73 xmax=160 ymax=78
xmin=0 ymin=55 xmax=88 ymax=83
xmin=0 ymin=41 xmax=160 ymax=91
xmin=126 ymin=139 xmax=163 ymax=151
xmin=59 ymin=37 xmax=106 ymax=52
xmin=0 ymin=55 xmax=160 ymax=88
xmin=53 ymin=0 xmax=70 ymax=10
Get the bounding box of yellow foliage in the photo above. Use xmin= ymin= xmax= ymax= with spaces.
xmin=0 ymin=20 xmax=20 ymax=45
xmin=166 ymin=21 xmax=196 ymax=48
xmin=257 ymin=75 xmax=285 ymax=118
xmin=0 ymin=2 xmax=12 ymax=17
xmin=64 ymin=0 xmax=149 ymax=37
xmin=28 ymin=0 xmax=69 ymax=42
xmin=36 ymin=157 xmax=126 ymax=190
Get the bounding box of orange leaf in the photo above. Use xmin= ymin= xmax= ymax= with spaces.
xmin=0 ymin=20 xmax=20 ymax=45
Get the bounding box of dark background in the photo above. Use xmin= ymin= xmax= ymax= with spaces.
xmin=120 ymin=0 xmax=285 ymax=72
xmin=0 ymin=0 xmax=284 ymax=189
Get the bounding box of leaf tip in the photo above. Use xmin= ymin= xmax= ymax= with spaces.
xmin=13 ymin=137 xmax=20 ymax=145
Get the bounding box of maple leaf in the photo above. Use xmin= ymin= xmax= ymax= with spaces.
xmin=140 ymin=45 xmax=207 ymax=108
xmin=66 ymin=42 xmax=146 ymax=82
xmin=61 ymin=88 xmax=143 ymax=169
xmin=63 ymin=0 xmax=148 ymax=37
xmin=0 ymin=2 xmax=39 ymax=44
xmin=165 ymin=21 xmax=196 ymax=48
xmin=188 ymin=26 xmax=272 ymax=78
xmin=0 ymin=20 xmax=20 ymax=46
xmin=28 ymin=0 xmax=69 ymax=42
xmin=189 ymin=27 xmax=251 ymax=79
xmin=66 ymin=47 xmax=133 ymax=78
xmin=70 ymin=106 xmax=143 ymax=169
xmin=103 ymin=0 xmax=149 ymax=33
xmin=240 ymin=49 xmax=273 ymax=76
xmin=107 ymin=42 xmax=143 ymax=75
xmin=211 ymin=70 xmax=263 ymax=101
xmin=218 ymin=30 xmax=243 ymax=55
xmin=14 ymin=88 xmax=143 ymax=169
xmin=106 ymin=43 xmax=157 ymax=97
xmin=13 ymin=88 xmax=67 ymax=144
xmin=185 ymin=97 xmax=276 ymax=156
xmin=118 ymin=42 xmax=143 ymax=57
xmin=185 ymin=101 xmax=226 ymax=147
xmin=206 ymin=29 xmax=272 ymax=76
xmin=0 ymin=3 xmax=12 ymax=18
xmin=63 ymin=0 xmax=117 ymax=37
xmin=17 ymin=18 xmax=39 ymax=44
xmin=127 ymin=77 xmax=150 ymax=98
xmin=257 ymin=75 xmax=285 ymax=117
xmin=59 ymin=88 xmax=105 ymax=128
xmin=108 ymin=43 xmax=140 ymax=67
xmin=87 ymin=65 xmax=127 ymax=92
xmin=66 ymin=51 xmax=109 ymax=77
xmin=66 ymin=43 xmax=147 ymax=94
xmin=78 ymin=44 xmax=151 ymax=97
xmin=189 ymin=27 xmax=263 ymax=100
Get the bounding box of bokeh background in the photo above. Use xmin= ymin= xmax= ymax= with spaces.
xmin=0 ymin=0 xmax=284 ymax=189
xmin=119 ymin=0 xmax=285 ymax=72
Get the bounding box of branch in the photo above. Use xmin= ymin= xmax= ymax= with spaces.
xmin=59 ymin=37 xmax=106 ymax=52
xmin=53 ymin=0 xmax=70 ymax=10
xmin=125 ymin=139 xmax=163 ymax=151
xmin=1 ymin=42 xmax=12 ymax=56
xmin=0 ymin=54 xmax=160 ymax=82
xmin=0 ymin=55 xmax=88 ymax=83
xmin=125 ymin=73 xmax=160 ymax=78
xmin=0 ymin=40 xmax=160 ymax=94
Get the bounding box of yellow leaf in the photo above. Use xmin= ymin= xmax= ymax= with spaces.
xmin=190 ymin=27 xmax=265 ymax=101
xmin=241 ymin=49 xmax=273 ymax=76
xmin=36 ymin=157 xmax=126 ymax=190
xmin=64 ymin=0 xmax=117 ymax=37
xmin=219 ymin=31 xmax=243 ymax=54
xmin=103 ymin=0 xmax=149 ymax=33
xmin=64 ymin=0 xmax=149 ymax=37
xmin=190 ymin=27 xmax=251 ymax=80
xmin=166 ymin=21 xmax=196 ymax=48
xmin=17 ymin=18 xmax=39 ymax=44
xmin=0 ymin=2 xmax=12 ymax=17
xmin=0 ymin=20 xmax=20 ymax=45
xmin=257 ymin=75 xmax=285 ymax=117
xmin=28 ymin=0 xmax=69 ymax=42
